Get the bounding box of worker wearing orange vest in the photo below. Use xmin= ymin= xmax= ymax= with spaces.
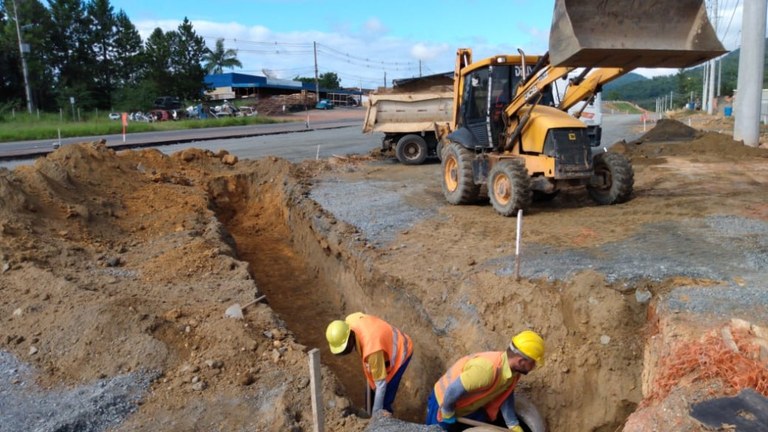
xmin=425 ymin=330 xmax=545 ymax=431
xmin=325 ymin=312 xmax=413 ymax=413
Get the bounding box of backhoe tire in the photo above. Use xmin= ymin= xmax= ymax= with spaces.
xmin=488 ymin=159 xmax=531 ymax=216
xmin=436 ymin=141 xmax=444 ymax=162
xmin=587 ymin=152 xmax=634 ymax=205
xmin=442 ymin=142 xmax=480 ymax=205
xmin=395 ymin=134 xmax=428 ymax=165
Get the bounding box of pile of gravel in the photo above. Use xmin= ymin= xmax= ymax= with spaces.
xmin=0 ymin=350 xmax=157 ymax=432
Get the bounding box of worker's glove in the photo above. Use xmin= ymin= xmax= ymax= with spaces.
xmin=509 ymin=425 xmax=524 ymax=432
xmin=440 ymin=409 xmax=456 ymax=424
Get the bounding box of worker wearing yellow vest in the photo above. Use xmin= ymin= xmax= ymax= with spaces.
xmin=425 ymin=330 xmax=545 ymax=431
xmin=325 ymin=312 xmax=414 ymax=414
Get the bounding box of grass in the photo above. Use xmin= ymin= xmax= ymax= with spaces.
xmin=603 ymin=101 xmax=645 ymax=115
xmin=0 ymin=112 xmax=286 ymax=143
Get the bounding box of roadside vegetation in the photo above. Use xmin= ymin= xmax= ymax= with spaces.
xmin=603 ymin=101 xmax=645 ymax=115
xmin=0 ymin=112 xmax=281 ymax=143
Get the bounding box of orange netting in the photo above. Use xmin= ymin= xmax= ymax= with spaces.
xmin=648 ymin=328 xmax=768 ymax=404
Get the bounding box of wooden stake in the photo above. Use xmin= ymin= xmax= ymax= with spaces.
xmin=309 ymin=348 xmax=324 ymax=432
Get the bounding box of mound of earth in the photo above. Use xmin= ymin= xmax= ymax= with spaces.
xmin=0 ymin=142 xmax=367 ymax=432
xmin=636 ymin=119 xmax=701 ymax=142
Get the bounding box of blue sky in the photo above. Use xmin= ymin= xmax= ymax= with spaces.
xmin=108 ymin=0 xmax=744 ymax=88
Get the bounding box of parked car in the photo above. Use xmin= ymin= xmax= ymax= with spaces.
xmin=315 ymin=99 xmax=334 ymax=110
xmin=108 ymin=112 xmax=121 ymax=120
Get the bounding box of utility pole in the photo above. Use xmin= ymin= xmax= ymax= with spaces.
xmin=702 ymin=62 xmax=709 ymax=112
xmin=419 ymin=60 xmax=422 ymax=77
xmin=706 ymin=0 xmax=718 ymax=115
xmin=313 ymin=42 xmax=320 ymax=104
xmin=11 ymin=0 xmax=33 ymax=114
xmin=733 ymin=0 xmax=767 ymax=147
xmin=384 ymin=71 xmax=387 ymax=89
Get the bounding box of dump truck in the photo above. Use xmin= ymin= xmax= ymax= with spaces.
xmin=362 ymin=74 xmax=453 ymax=165
xmin=439 ymin=0 xmax=725 ymax=216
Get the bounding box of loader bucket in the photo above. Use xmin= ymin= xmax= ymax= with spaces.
xmin=549 ymin=0 xmax=726 ymax=69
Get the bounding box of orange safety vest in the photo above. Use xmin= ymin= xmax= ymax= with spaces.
xmin=347 ymin=313 xmax=413 ymax=389
xmin=434 ymin=351 xmax=520 ymax=421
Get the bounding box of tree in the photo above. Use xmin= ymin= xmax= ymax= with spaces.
xmin=48 ymin=0 xmax=94 ymax=108
xmin=202 ymin=38 xmax=242 ymax=74
xmin=85 ymin=0 xmax=117 ymax=108
xmin=293 ymin=72 xmax=341 ymax=90
xmin=168 ymin=17 xmax=208 ymax=100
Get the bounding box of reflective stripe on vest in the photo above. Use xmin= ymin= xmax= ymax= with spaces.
xmin=347 ymin=314 xmax=413 ymax=388
xmin=434 ymin=352 xmax=520 ymax=421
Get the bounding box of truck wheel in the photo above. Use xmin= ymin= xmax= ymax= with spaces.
xmin=442 ymin=142 xmax=479 ymax=204
xmin=395 ymin=134 xmax=428 ymax=165
xmin=587 ymin=152 xmax=634 ymax=205
xmin=436 ymin=141 xmax=445 ymax=162
xmin=488 ymin=159 xmax=531 ymax=216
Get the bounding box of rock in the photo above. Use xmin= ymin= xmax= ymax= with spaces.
xmin=730 ymin=318 xmax=751 ymax=331
xmin=192 ymin=381 xmax=207 ymax=391
xmin=600 ymin=335 xmax=611 ymax=345
xmin=191 ymin=376 xmax=200 ymax=384
xmin=106 ymin=257 xmax=121 ymax=267
xmin=12 ymin=308 xmax=22 ymax=317
xmin=721 ymin=327 xmax=739 ymax=353
xmin=180 ymin=364 xmax=199 ymax=374
xmin=2 ymin=262 xmax=10 ymax=273
xmin=271 ymin=349 xmax=281 ymax=363
xmin=28 ymin=346 xmax=38 ymax=356
xmin=635 ymin=288 xmax=652 ymax=304
xmin=222 ymin=154 xmax=238 ymax=165
xmin=296 ymin=376 xmax=309 ymax=389
xmin=205 ymin=359 xmax=223 ymax=369
xmin=239 ymin=372 xmax=255 ymax=386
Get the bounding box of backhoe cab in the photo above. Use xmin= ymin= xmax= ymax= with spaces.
xmin=439 ymin=0 xmax=725 ymax=216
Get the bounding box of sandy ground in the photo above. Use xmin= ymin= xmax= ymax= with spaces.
xmin=1 ymin=112 xmax=768 ymax=432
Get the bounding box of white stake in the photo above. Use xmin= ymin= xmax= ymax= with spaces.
xmin=316 ymin=144 xmax=320 ymax=160
xmin=515 ymin=209 xmax=523 ymax=281
xmin=308 ymin=348 xmax=324 ymax=432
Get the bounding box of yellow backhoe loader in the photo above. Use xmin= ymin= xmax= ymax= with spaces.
xmin=440 ymin=0 xmax=725 ymax=216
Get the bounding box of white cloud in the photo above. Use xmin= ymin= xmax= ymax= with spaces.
xmin=363 ymin=17 xmax=388 ymax=35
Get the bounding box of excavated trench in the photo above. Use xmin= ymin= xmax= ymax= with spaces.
xmin=208 ymin=163 xmax=648 ymax=431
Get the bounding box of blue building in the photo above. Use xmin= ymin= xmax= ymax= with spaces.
xmin=204 ymin=72 xmax=362 ymax=106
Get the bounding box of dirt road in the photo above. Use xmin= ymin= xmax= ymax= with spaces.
xmin=1 ymin=114 xmax=767 ymax=432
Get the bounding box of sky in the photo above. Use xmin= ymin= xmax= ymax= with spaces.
xmin=107 ymin=0 xmax=747 ymax=88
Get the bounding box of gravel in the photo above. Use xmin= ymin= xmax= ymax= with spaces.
xmin=311 ymin=167 xmax=438 ymax=247
xmin=0 ymin=350 xmax=157 ymax=432
xmin=491 ymin=216 xmax=768 ymax=286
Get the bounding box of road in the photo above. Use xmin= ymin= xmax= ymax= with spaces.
xmin=0 ymin=113 xmax=646 ymax=170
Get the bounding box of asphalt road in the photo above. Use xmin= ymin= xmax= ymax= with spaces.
xmin=0 ymin=113 xmax=645 ymax=170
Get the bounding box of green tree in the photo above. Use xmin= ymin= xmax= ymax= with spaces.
xmin=168 ymin=17 xmax=208 ymax=100
xmin=293 ymin=72 xmax=341 ymax=89
xmin=143 ymin=27 xmax=173 ymax=95
xmin=202 ymin=38 xmax=242 ymax=74
xmin=85 ymin=0 xmax=117 ymax=108
xmin=48 ymin=0 xmax=94 ymax=109
xmin=1 ymin=0 xmax=55 ymax=111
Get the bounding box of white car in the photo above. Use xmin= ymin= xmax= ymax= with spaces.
xmin=108 ymin=112 xmax=121 ymax=120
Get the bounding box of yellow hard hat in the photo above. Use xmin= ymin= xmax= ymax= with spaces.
xmin=326 ymin=320 xmax=351 ymax=354
xmin=511 ymin=330 xmax=545 ymax=366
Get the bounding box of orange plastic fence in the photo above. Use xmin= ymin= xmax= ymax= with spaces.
xmin=648 ymin=328 xmax=768 ymax=404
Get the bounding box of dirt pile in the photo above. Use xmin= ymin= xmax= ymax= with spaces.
xmin=0 ymin=142 xmax=367 ymax=432
xmin=2 ymin=111 xmax=768 ymax=432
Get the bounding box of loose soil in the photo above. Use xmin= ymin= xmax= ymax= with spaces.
xmin=1 ymin=117 xmax=768 ymax=432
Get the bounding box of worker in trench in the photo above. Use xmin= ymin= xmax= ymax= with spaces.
xmin=325 ymin=312 xmax=413 ymax=414
xmin=425 ymin=330 xmax=545 ymax=432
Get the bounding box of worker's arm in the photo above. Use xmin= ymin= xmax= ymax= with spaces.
xmin=499 ymin=392 xmax=521 ymax=430
xmin=440 ymin=359 xmax=495 ymax=419
xmin=366 ymin=351 xmax=388 ymax=411
xmin=439 ymin=377 xmax=467 ymax=418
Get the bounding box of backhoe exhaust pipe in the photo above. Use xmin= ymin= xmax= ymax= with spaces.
xmin=549 ymin=0 xmax=726 ymax=69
